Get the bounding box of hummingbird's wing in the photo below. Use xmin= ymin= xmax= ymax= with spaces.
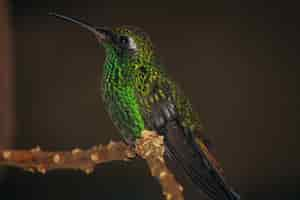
xmin=164 ymin=119 xmax=239 ymax=200
xmin=141 ymin=78 xmax=240 ymax=200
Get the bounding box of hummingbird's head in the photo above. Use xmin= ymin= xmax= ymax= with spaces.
xmin=106 ymin=26 xmax=154 ymax=61
xmin=49 ymin=13 xmax=155 ymax=63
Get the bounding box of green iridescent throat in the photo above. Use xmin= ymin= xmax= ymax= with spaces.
xmin=101 ymin=43 xmax=152 ymax=139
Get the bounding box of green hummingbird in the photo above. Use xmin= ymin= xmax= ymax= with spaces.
xmin=50 ymin=13 xmax=240 ymax=200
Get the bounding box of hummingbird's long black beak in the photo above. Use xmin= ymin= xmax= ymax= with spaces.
xmin=48 ymin=12 xmax=111 ymax=43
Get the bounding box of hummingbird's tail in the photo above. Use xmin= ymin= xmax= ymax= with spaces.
xmin=147 ymin=87 xmax=241 ymax=200
xmin=153 ymin=106 xmax=240 ymax=200
xmin=162 ymin=120 xmax=241 ymax=200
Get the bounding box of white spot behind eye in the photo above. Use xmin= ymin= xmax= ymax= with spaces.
xmin=128 ymin=37 xmax=137 ymax=50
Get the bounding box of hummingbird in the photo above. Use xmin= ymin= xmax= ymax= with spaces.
xmin=49 ymin=13 xmax=240 ymax=200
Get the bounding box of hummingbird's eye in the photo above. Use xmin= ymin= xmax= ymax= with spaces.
xmin=119 ymin=35 xmax=137 ymax=51
xmin=119 ymin=36 xmax=129 ymax=45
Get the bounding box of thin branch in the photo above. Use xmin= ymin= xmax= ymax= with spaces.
xmin=136 ymin=131 xmax=184 ymax=200
xmin=0 ymin=141 xmax=134 ymax=174
xmin=0 ymin=131 xmax=184 ymax=200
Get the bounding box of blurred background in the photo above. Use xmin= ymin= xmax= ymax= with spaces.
xmin=0 ymin=0 xmax=299 ymax=199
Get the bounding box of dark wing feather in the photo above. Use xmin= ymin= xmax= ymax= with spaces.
xmin=136 ymin=70 xmax=240 ymax=200
xmin=145 ymin=95 xmax=240 ymax=200
xmin=162 ymin=118 xmax=239 ymax=200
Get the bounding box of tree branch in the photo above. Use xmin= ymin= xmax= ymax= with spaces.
xmin=136 ymin=131 xmax=184 ymax=200
xmin=0 ymin=131 xmax=184 ymax=200
xmin=0 ymin=141 xmax=134 ymax=174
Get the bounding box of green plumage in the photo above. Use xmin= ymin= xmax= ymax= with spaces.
xmin=101 ymin=26 xmax=202 ymax=141
xmin=99 ymin=27 xmax=240 ymax=200
xmin=50 ymin=13 xmax=240 ymax=200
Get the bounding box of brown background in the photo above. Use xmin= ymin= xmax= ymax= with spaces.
xmin=1 ymin=0 xmax=299 ymax=199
